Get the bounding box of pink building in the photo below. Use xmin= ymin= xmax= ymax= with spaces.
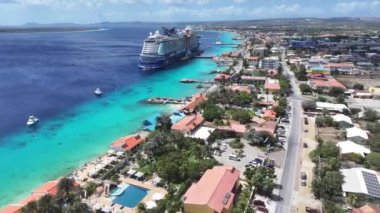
xmin=183 ymin=166 xmax=240 ymax=213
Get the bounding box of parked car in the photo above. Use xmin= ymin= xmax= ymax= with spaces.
xmin=304 ymin=117 xmax=309 ymax=125
xmin=253 ymin=200 xmax=265 ymax=207
xmin=305 ymin=207 xmax=321 ymax=213
xmin=301 ymin=172 xmax=307 ymax=180
xmin=303 ymin=143 xmax=308 ymax=148
xmin=228 ymin=154 xmax=240 ymax=161
xmin=301 ymin=180 xmax=307 ymax=186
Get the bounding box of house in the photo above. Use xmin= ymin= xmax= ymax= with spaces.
xmin=327 ymin=63 xmax=355 ymax=74
xmin=171 ymin=114 xmax=204 ymax=134
xmin=183 ymin=166 xmax=240 ymax=213
xmin=260 ymin=56 xmax=279 ymax=69
xmin=332 ymin=114 xmax=353 ymax=128
xmin=337 ymin=140 xmax=371 ymax=158
xmin=1 ymin=179 xmax=61 ymax=213
xmin=264 ymin=78 xmax=281 ymax=93
xmin=247 ymin=56 xmax=258 ymax=67
xmin=353 ymin=204 xmax=380 ymax=213
xmin=217 ymin=120 xmax=247 ymax=136
xmin=228 ymin=85 xmax=252 ymax=94
xmin=341 ymin=168 xmax=380 ymax=199
xmin=316 ymin=102 xmax=348 ymax=113
xmin=110 ymin=134 xmax=144 ymax=153
xmin=214 ymin=74 xmax=231 ymax=82
xmin=346 ymin=126 xmax=369 ymax=144
xmin=252 ymin=121 xmax=277 ymax=136
xmin=369 ymin=86 xmax=380 ymax=96
xmin=308 ymin=77 xmax=346 ymax=91
xmin=181 ymin=94 xmax=207 ymax=114
xmin=262 ymin=109 xmax=277 ymax=121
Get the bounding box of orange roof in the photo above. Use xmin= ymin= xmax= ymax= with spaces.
xmin=263 ymin=109 xmax=277 ymax=119
xmin=228 ymin=85 xmax=252 ymax=94
xmin=310 ymin=78 xmax=346 ymax=90
xmin=0 ymin=205 xmax=23 ymax=213
xmin=214 ymin=74 xmax=231 ymax=81
xmin=181 ymin=93 xmax=206 ymax=113
xmin=171 ymin=114 xmax=204 ymax=132
xmin=33 ymin=179 xmax=60 ymax=196
xmin=264 ymin=79 xmax=281 ymax=91
xmin=111 ymin=134 xmax=144 ymax=151
xmin=327 ymin=63 xmax=355 ymax=68
xmin=217 ymin=120 xmax=247 ymax=134
xmin=184 ymin=166 xmax=240 ymax=213
xmin=253 ymin=121 xmax=277 ymax=136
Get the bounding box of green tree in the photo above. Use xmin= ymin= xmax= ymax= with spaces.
xmin=22 ymin=201 xmax=38 ymax=213
xmin=363 ymin=109 xmax=378 ymax=122
xmin=366 ymin=152 xmax=380 ymax=170
xmin=68 ymin=202 xmax=91 ymax=213
xmin=302 ymin=100 xmax=316 ymax=111
xmin=202 ymin=103 xmax=225 ymax=122
xmin=37 ymin=194 xmax=60 ymax=213
xmin=251 ymin=166 xmax=277 ymax=196
xmin=323 ymin=200 xmax=345 ymax=213
xmin=137 ymin=202 xmax=146 ymax=213
xmin=231 ymin=110 xmax=252 ymax=124
xmin=328 ymin=87 xmax=345 ymax=96
xmin=299 ymin=83 xmax=313 ymax=94
xmin=57 ymin=177 xmax=75 ymax=198
xmin=369 ymin=134 xmax=380 ymax=152
xmin=155 ymin=115 xmax=173 ymax=132
xmin=353 ymin=83 xmax=364 ymax=90
xmin=346 ymin=193 xmax=359 ymax=207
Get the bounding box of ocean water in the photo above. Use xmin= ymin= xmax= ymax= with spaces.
xmin=0 ymin=25 xmax=239 ymax=207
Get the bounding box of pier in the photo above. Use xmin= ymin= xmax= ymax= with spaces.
xmin=145 ymin=97 xmax=187 ymax=105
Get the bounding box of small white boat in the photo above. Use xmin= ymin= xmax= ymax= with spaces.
xmin=27 ymin=116 xmax=39 ymax=126
xmin=215 ymin=41 xmax=222 ymax=45
xmin=94 ymin=88 xmax=103 ymax=96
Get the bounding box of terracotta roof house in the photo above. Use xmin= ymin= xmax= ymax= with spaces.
xmin=264 ymin=78 xmax=281 ymax=93
xmin=110 ymin=134 xmax=144 ymax=153
xmin=171 ymin=114 xmax=204 ymax=134
xmin=181 ymin=94 xmax=207 ymax=114
xmin=214 ymin=74 xmax=231 ymax=82
xmin=262 ymin=109 xmax=277 ymax=121
xmin=353 ymin=204 xmax=380 ymax=213
xmin=183 ymin=166 xmax=240 ymax=213
xmin=217 ymin=120 xmax=247 ymax=136
xmin=252 ymin=121 xmax=277 ymax=136
xmin=228 ymin=85 xmax=252 ymax=94
xmin=309 ymin=77 xmax=346 ymax=91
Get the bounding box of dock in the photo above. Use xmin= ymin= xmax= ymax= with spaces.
xmin=145 ymin=97 xmax=187 ymax=105
xmin=180 ymin=79 xmax=214 ymax=84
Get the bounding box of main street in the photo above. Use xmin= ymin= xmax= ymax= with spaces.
xmin=275 ymin=59 xmax=304 ymax=213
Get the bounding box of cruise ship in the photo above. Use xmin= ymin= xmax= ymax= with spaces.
xmin=139 ymin=26 xmax=200 ymax=70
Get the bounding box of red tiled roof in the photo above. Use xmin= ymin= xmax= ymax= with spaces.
xmin=181 ymin=94 xmax=206 ymax=113
xmin=184 ymin=166 xmax=240 ymax=213
xmin=327 ymin=63 xmax=355 ymax=69
xmin=264 ymin=79 xmax=281 ymax=91
xmin=217 ymin=120 xmax=247 ymax=134
xmin=263 ymin=109 xmax=277 ymax=119
xmin=253 ymin=121 xmax=277 ymax=136
xmin=310 ymin=77 xmax=346 ymax=90
xmin=171 ymin=114 xmax=204 ymax=132
xmin=111 ymin=134 xmax=144 ymax=151
xmin=228 ymin=85 xmax=252 ymax=94
xmin=214 ymin=74 xmax=231 ymax=81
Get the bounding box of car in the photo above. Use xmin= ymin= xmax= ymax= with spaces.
xmin=304 ymin=129 xmax=309 ymax=132
xmin=303 ymin=143 xmax=308 ymax=148
xmin=281 ymin=119 xmax=290 ymax=123
xmin=301 ymin=180 xmax=307 ymax=186
xmin=301 ymin=172 xmax=307 ymax=180
xmin=304 ymin=117 xmax=309 ymax=125
xmin=277 ymin=125 xmax=285 ymax=129
xmin=253 ymin=200 xmax=265 ymax=207
xmin=229 ymin=154 xmax=240 ymax=161
xmin=305 ymin=207 xmax=321 ymax=213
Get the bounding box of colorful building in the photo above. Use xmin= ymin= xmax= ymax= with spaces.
xmin=110 ymin=134 xmax=144 ymax=153
xmin=171 ymin=114 xmax=204 ymax=134
xmin=183 ymin=166 xmax=240 ymax=213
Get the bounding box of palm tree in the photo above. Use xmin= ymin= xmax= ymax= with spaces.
xmin=68 ymin=202 xmax=91 ymax=213
xmin=136 ymin=202 xmax=146 ymax=213
xmin=22 ymin=201 xmax=38 ymax=213
xmin=37 ymin=194 xmax=60 ymax=213
xmin=57 ymin=177 xmax=75 ymax=198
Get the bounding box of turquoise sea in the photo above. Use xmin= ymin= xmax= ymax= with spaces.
xmin=0 ymin=29 xmax=239 ymax=207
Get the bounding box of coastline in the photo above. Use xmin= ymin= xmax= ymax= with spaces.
xmin=0 ymin=30 xmax=240 ymax=208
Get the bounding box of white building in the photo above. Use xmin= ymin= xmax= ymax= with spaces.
xmin=337 ymin=140 xmax=371 ymax=157
xmin=346 ymin=126 xmax=369 ymax=144
xmin=332 ymin=114 xmax=353 ymax=128
xmin=260 ymin=56 xmax=279 ymax=69
xmin=190 ymin=126 xmax=215 ymax=143
xmin=316 ymin=102 xmax=348 ymax=113
xmin=341 ymin=168 xmax=380 ymax=199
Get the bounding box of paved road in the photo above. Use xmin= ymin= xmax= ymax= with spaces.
xmin=275 ymin=60 xmax=303 ymax=213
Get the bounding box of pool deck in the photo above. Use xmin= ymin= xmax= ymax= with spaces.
xmin=86 ymin=176 xmax=167 ymax=213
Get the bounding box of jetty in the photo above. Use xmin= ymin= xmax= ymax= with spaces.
xmin=180 ymin=79 xmax=214 ymax=84
xmin=145 ymin=97 xmax=187 ymax=105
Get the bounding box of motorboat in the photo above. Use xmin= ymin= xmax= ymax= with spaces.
xmin=27 ymin=116 xmax=39 ymax=126
xmin=94 ymin=88 xmax=103 ymax=96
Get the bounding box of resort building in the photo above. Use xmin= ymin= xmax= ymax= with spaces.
xmin=264 ymin=78 xmax=281 ymax=93
xmin=217 ymin=120 xmax=247 ymax=136
xmin=332 ymin=114 xmax=353 ymax=128
xmin=337 ymin=140 xmax=371 ymax=158
xmin=247 ymin=56 xmax=258 ymax=67
xmin=252 ymin=120 xmax=277 ymax=136
xmin=327 ymin=63 xmax=355 ymax=74
xmin=183 ymin=166 xmax=240 ymax=213
xmin=110 ymin=134 xmax=144 ymax=153
xmin=346 ymin=126 xmax=369 ymax=144
xmin=341 ymin=168 xmax=380 ymax=199
xmin=260 ymin=56 xmax=279 ymax=69
xmin=308 ymin=77 xmax=346 ymax=92
xmin=181 ymin=94 xmax=207 ymax=114
xmin=262 ymin=109 xmax=277 ymax=121
xmin=171 ymin=114 xmax=204 ymax=134
xmin=316 ymin=102 xmax=348 ymax=113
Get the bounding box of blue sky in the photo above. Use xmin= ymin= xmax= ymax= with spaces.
xmin=0 ymin=0 xmax=379 ymax=25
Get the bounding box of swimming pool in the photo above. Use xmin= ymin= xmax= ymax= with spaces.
xmin=113 ymin=184 xmax=149 ymax=208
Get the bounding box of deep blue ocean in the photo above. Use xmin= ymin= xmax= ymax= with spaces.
xmin=0 ymin=23 xmax=238 ymax=207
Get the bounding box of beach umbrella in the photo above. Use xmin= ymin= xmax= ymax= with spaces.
xmin=146 ymin=201 xmax=157 ymax=209
xmin=152 ymin=192 xmax=164 ymax=201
